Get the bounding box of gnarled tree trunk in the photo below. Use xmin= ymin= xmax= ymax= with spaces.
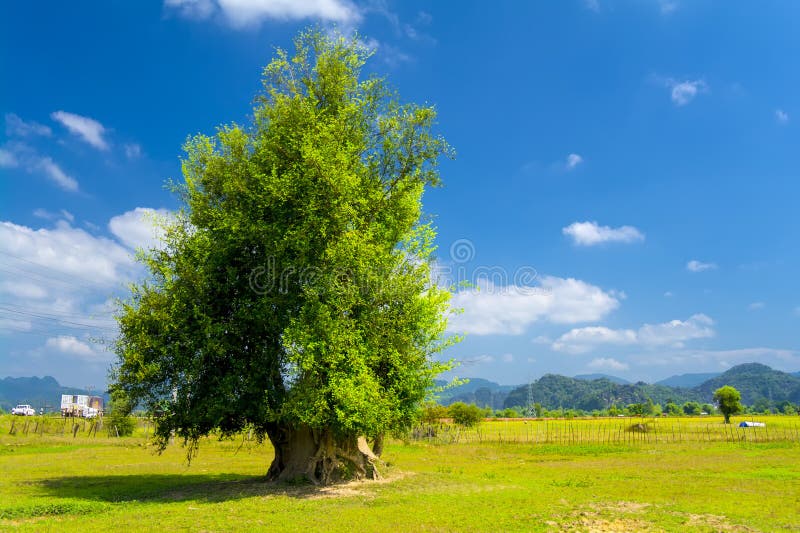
xmin=266 ymin=424 xmax=382 ymax=485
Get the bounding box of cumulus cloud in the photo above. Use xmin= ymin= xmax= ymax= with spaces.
xmin=165 ymin=0 xmax=361 ymax=26
xmin=124 ymin=143 xmax=142 ymax=159
xmin=0 ymin=209 xmax=171 ymax=363
xmin=44 ymin=335 xmax=111 ymax=363
xmin=552 ymin=326 xmax=637 ymax=354
xmin=588 ymin=357 xmax=629 ymax=371
xmin=565 ymin=153 xmax=583 ymax=170
xmin=686 ymin=259 xmax=717 ymax=272
xmin=552 ymin=314 xmax=715 ymax=353
xmin=5 ymin=113 xmax=52 ymax=137
xmin=447 ymin=276 xmax=620 ymax=335
xmin=775 ymin=109 xmax=789 ymax=124
xmin=109 ymin=207 xmax=173 ymax=251
xmin=51 ymin=111 xmax=109 ymax=150
xmin=562 ymin=221 xmax=645 ymax=246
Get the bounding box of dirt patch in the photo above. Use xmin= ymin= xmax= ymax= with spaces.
xmin=683 ymin=513 xmax=759 ymax=532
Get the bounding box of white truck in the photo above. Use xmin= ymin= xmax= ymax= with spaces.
xmin=60 ymin=394 xmax=103 ymax=418
xmin=11 ymin=404 xmax=36 ymax=416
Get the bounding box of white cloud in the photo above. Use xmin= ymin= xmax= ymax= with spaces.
xmin=0 ymin=220 xmax=136 ymax=288
xmin=44 ymin=335 xmax=111 ymax=363
xmin=166 ymin=0 xmax=361 ymax=26
xmin=164 ymin=0 xmax=215 ymax=18
xmin=552 ymin=326 xmax=637 ymax=354
xmin=686 ymin=259 xmax=717 ymax=272
xmin=5 ymin=113 xmax=52 ymax=137
xmin=637 ymin=313 xmax=714 ymax=347
xmin=588 ymin=357 xmax=629 ymax=371
xmin=447 ymin=276 xmax=620 ymax=335
xmin=51 ymin=111 xmax=109 ymax=150
xmin=40 ymin=163 xmax=77 ymax=192
xmin=584 ymin=0 xmax=600 ymax=12
xmin=562 ymin=221 xmax=645 ymax=246
xmin=33 ymin=209 xmax=74 ymax=223
xmin=501 ymin=353 xmax=514 ymax=363
xmin=658 ymin=0 xmax=678 ymax=14
xmin=0 ymin=148 xmax=18 ymax=168
xmin=663 ymin=79 xmax=708 ymax=106
xmin=37 ymin=157 xmax=79 ymax=192
xmin=1 ymin=142 xmax=79 ymax=192
xmin=664 ymin=291 xmax=673 ymax=298
xmin=124 ymin=143 xmax=142 ymax=159
xmin=748 ymin=302 xmax=766 ymax=311
xmin=552 ymin=314 xmax=714 ymax=353
xmin=532 ymin=335 xmax=552 ymax=345
xmin=565 ymin=153 xmax=583 ymax=170
xmin=108 ymin=207 xmax=173 ymax=250
xmin=640 ymin=347 xmax=799 ymax=370
xmin=775 ymin=109 xmax=789 ymax=124
xmin=0 ymin=280 xmax=48 ymax=299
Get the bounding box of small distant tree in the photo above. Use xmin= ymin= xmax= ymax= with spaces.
xmin=664 ymin=402 xmax=682 ymax=416
xmin=713 ymin=386 xmax=743 ymax=424
xmin=448 ymin=402 xmax=483 ymax=427
xmin=701 ymin=403 xmax=715 ymax=415
xmin=783 ymin=404 xmax=797 ymax=416
xmin=420 ymin=403 xmax=449 ymax=424
xmin=107 ymin=388 xmax=136 ymax=437
xmin=683 ymin=401 xmax=702 ymax=416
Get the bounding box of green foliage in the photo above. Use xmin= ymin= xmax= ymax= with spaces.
xmin=448 ymin=402 xmax=483 ymax=427
xmin=713 ymin=386 xmax=743 ymax=423
xmin=664 ymin=402 xmax=683 ymax=416
xmin=112 ymin=29 xmax=456 ymax=452
xmin=683 ymin=401 xmax=702 ymax=415
xmin=107 ymin=389 xmax=136 ymax=437
xmin=701 ymin=403 xmax=715 ymax=415
xmin=420 ymin=403 xmax=449 ymax=424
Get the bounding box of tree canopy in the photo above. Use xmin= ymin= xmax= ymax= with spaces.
xmin=713 ymin=386 xmax=743 ymax=424
xmin=112 ymin=29 xmax=456 ymax=484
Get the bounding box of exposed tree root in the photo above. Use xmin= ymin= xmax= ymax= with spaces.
xmin=266 ymin=425 xmax=384 ymax=485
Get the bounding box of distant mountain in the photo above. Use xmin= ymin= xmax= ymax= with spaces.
xmin=656 ymin=372 xmax=721 ymax=388
xmin=574 ymin=373 xmax=630 ymax=385
xmin=0 ymin=376 xmax=104 ymax=412
xmin=693 ymin=363 xmax=800 ymax=405
xmin=504 ymin=374 xmax=699 ymax=411
xmin=433 ymin=378 xmax=515 ymax=410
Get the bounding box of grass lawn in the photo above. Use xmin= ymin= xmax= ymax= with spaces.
xmin=1 ymin=416 xmax=798 ymax=531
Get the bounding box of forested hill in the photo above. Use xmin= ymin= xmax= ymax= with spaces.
xmin=433 ymin=378 xmax=514 ymax=410
xmin=0 ymin=376 xmax=98 ymax=412
xmin=502 ymin=363 xmax=800 ymax=410
xmin=693 ymin=363 xmax=800 ymax=406
xmin=503 ymin=374 xmax=699 ymax=411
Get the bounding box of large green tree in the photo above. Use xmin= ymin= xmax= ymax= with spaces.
xmin=713 ymin=386 xmax=743 ymax=424
xmin=112 ymin=30 xmax=456 ymax=484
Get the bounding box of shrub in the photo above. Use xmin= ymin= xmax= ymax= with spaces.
xmin=448 ymin=402 xmax=483 ymax=427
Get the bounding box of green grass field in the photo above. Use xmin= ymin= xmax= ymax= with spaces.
xmin=2 ymin=414 xmax=799 ymax=531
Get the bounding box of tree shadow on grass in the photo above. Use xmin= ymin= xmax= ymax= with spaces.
xmin=36 ymin=474 xmax=335 ymax=504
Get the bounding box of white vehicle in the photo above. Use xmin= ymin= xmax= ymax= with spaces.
xmin=11 ymin=404 xmax=36 ymax=416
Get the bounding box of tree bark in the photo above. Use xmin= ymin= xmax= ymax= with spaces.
xmin=266 ymin=424 xmax=382 ymax=485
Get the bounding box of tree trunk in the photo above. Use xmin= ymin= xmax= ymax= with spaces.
xmin=266 ymin=424 xmax=382 ymax=485
xmin=371 ymin=433 xmax=385 ymax=457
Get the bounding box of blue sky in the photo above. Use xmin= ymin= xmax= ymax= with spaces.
xmin=1 ymin=1 xmax=798 ymax=389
